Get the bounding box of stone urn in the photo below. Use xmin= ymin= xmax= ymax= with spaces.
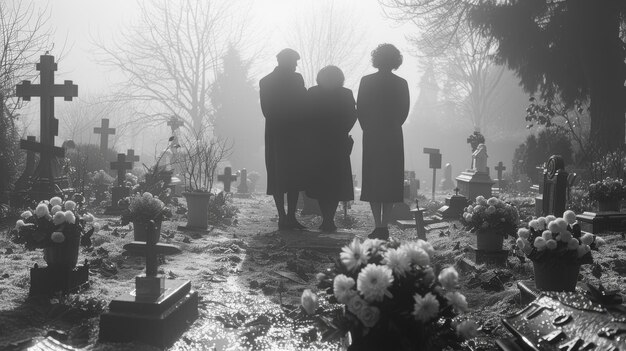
xmin=133 ymin=220 xmax=162 ymax=242
xmin=532 ymin=260 xmax=580 ymax=292
xmin=43 ymin=229 xmax=80 ymax=269
xmin=476 ymin=229 xmax=504 ymax=251
xmin=183 ymin=191 xmax=211 ymax=229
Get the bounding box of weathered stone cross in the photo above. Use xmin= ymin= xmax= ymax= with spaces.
xmin=110 ymin=154 xmax=132 ymax=187
xmin=94 ymin=118 xmax=116 ymax=152
xmin=167 ymin=117 xmax=184 ymax=134
xmin=123 ymin=221 xmax=181 ymax=298
xmin=217 ymin=167 xmax=237 ymax=192
xmin=125 ymin=149 xmax=140 ymax=169
xmin=495 ymin=161 xmax=506 ymax=189
xmin=15 ymin=55 xmax=78 ymax=200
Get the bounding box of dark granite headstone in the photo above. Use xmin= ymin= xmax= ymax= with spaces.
xmin=539 ymin=155 xmax=568 ymax=217
xmin=217 ymin=166 xmax=237 ymax=192
xmin=436 ymin=187 xmax=468 ymax=220
xmin=105 ymin=154 xmax=132 ymax=215
xmin=29 ymin=260 xmax=89 ymax=296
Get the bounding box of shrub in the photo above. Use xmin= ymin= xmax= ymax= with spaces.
xmin=512 ymin=126 xmax=573 ymax=183
xmin=207 ymin=191 xmax=238 ymax=224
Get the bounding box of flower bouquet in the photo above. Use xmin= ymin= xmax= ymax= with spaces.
xmin=589 ymin=177 xmax=626 ymax=211
xmin=13 ymin=196 xmax=96 ymax=268
xmin=462 ymin=196 xmax=519 ymax=250
xmin=302 ymin=238 xmax=477 ymax=351
xmin=120 ymin=192 xmax=171 ymax=241
xmin=516 ymin=210 xmax=605 ymax=291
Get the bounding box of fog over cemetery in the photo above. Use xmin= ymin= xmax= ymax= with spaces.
xmin=1 ymin=0 xmax=626 ymax=350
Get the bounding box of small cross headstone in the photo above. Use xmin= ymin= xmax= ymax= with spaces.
xmin=217 ymin=167 xmax=237 ymax=192
xmin=495 ymin=161 xmax=506 ymax=190
xmin=110 ymin=154 xmax=132 ymax=188
xmin=94 ymin=118 xmax=116 ymax=152
xmin=167 ymin=116 xmax=184 ymax=134
xmin=125 ymin=149 xmax=140 ymax=169
xmin=237 ymin=168 xmax=249 ymax=194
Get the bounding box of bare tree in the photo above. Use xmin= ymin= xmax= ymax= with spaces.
xmin=286 ymin=0 xmax=369 ymax=88
xmin=94 ymin=0 xmax=248 ymax=131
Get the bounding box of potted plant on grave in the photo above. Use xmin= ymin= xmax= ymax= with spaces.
xmin=588 ymin=177 xmax=626 ymax=212
xmin=13 ymin=195 xmax=97 ymax=269
xmin=516 ymin=210 xmax=606 ymax=292
xmin=178 ymin=129 xmax=231 ymax=229
xmin=462 ymin=196 xmax=520 ymax=251
xmin=120 ymin=192 xmax=171 ymax=241
xmin=300 ymin=238 xmax=478 ymax=350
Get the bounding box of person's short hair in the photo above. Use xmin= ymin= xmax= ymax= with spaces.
xmin=371 ymin=43 xmax=403 ymax=70
xmin=276 ymin=48 xmax=300 ymax=64
xmin=316 ymin=65 xmax=345 ymax=88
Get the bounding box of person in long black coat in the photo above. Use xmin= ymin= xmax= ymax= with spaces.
xmin=357 ymin=44 xmax=410 ymax=240
xmin=259 ymin=48 xmax=308 ymax=230
xmin=305 ymin=66 xmax=357 ymax=232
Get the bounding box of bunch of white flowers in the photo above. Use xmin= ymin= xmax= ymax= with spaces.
xmin=462 ymin=196 xmax=519 ymax=235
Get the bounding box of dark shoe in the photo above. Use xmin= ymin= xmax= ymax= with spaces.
xmin=286 ymin=217 xmax=307 ymax=230
xmin=368 ymin=227 xmax=389 ymax=240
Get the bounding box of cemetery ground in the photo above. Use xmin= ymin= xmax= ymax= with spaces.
xmin=0 ymin=192 xmax=625 ymax=350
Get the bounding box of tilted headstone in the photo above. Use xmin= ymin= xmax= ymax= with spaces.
xmin=94 ymin=118 xmax=115 ymax=152
xmin=14 ymin=55 xmax=78 ymax=202
xmin=99 ymin=220 xmax=198 ymax=347
xmin=439 ymin=163 xmax=455 ymax=190
xmin=105 ymin=153 xmax=132 ymax=214
xmin=217 ymin=167 xmax=237 ymax=193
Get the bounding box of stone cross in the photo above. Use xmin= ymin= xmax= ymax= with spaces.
xmin=218 ymin=167 xmax=237 ymax=192
xmin=110 ymin=154 xmax=132 ymax=187
xmin=15 ymin=55 xmax=78 ymax=201
xmin=123 ymin=220 xmax=181 ymax=297
xmin=125 ymin=149 xmax=140 ymax=169
xmin=94 ymin=118 xmax=116 ymax=152
xmin=237 ymin=168 xmax=249 ymax=194
xmin=167 ymin=117 xmax=184 ymax=134
xmin=495 ymin=161 xmax=506 ymax=189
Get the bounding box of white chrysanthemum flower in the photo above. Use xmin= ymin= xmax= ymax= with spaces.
xmin=401 ymin=243 xmax=430 ymax=267
xmin=595 ymin=237 xmax=606 ymax=248
xmin=542 ymin=230 xmax=553 ymax=241
xmin=517 ymin=228 xmax=530 ymax=239
xmin=546 ymin=239 xmax=557 ymax=250
xmin=333 ymin=274 xmax=356 ymax=303
xmin=516 ymin=238 xmax=526 ymax=250
xmin=560 ymin=231 xmax=572 ymax=243
xmin=456 ymin=320 xmax=479 ymax=339
xmin=53 ymin=211 xmax=66 ymax=225
xmin=581 ymin=233 xmax=595 ymax=245
xmin=563 ymin=210 xmax=577 ymax=224
xmin=340 ymin=239 xmax=369 ymax=271
xmin=142 ymin=192 xmax=153 ymax=198
xmin=413 ymin=292 xmax=440 ymax=323
xmin=445 ymin=291 xmax=468 ymax=313
xmin=15 ymin=219 xmax=25 ymax=230
xmin=300 ymin=289 xmax=318 ymax=315
xmin=438 ymin=266 xmax=459 ymax=290
xmin=362 ymin=238 xmax=384 ymax=256
xmin=577 ymin=244 xmax=591 ymax=258
xmin=415 ymin=239 xmax=435 ymax=258
xmin=35 ymin=203 xmax=49 ymax=217
xmin=64 ymin=211 xmax=76 ymax=224
xmin=49 ymin=197 xmax=63 ymax=207
xmin=83 ymin=213 xmax=94 ymax=222
xmin=547 ymin=221 xmax=559 ymax=233
xmin=554 ymin=218 xmax=568 ymax=232
xmin=529 ymin=220 xmax=540 ymax=231
xmin=536 ymin=217 xmax=546 ymax=228
xmin=476 ymin=196 xmax=487 ymax=205
xmin=51 ymin=231 xmax=65 ymax=243
xmin=567 ymin=238 xmax=580 ymax=250
xmin=545 ymin=215 xmax=557 ymax=223
xmin=534 ymin=237 xmax=547 ymax=250
xmin=467 ymin=205 xmax=474 ymax=213
xmin=51 ymin=205 xmax=63 ymax=215
xmin=357 ymin=264 xmax=393 ymax=302
xmin=384 ymin=248 xmax=410 ymax=277
xmin=487 ymin=197 xmax=498 ymax=206
xmin=485 ymin=205 xmax=496 ymax=215
xmin=20 ymin=211 xmax=33 ymax=219
xmin=64 ymin=200 xmax=76 ymax=211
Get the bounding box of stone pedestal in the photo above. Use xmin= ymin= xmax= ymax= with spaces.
xmin=104 ymin=186 xmax=130 ymax=214
xmin=455 ymin=170 xmax=494 ymax=200
xmin=29 ymin=262 xmax=89 ymax=296
xmin=436 ymin=194 xmax=468 ymax=220
xmin=469 ymin=245 xmax=508 ymax=266
xmin=99 ymin=279 xmax=198 ymax=348
xmin=576 ymin=211 xmax=626 ymax=234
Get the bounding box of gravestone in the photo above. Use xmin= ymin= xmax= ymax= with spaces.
xmin=125 ymin=149 xmax=140 ymax=169
xmin=456 ymin=143 xmax=495 ymax=200
xmin=439 ymin=163 xmax=455 ymax=191
xmin=99 ymin=221 xmax=198 ymax=347
xmin=538 ymin=155 xmax=568 ymax=217
xmin=217 ymin=166 xmax=237 ymax=193
xmin=167 ymin=116 xmax=184 ymax=134
xmin=403 ymin=171 xmax=419 ymax=200
xmin=423 ymin=148 xmax=442 ymax=201
xmin=30 ymin=259 xmax=90 ymax=297
xmin=93 ymin=118 xmax=115 ymax=152
xmin=12 ymin=135 xmax=37 ymax=203
xmin=14 ymin=55 xmax=78 ymax=203
xmin=436 ymin=187 xmax=468 ymax=220
xmin=237 ymin=169 xmax=249 ymax=194
xmin=495 ymin=161 xmax=506 ymax=192
xmin=105 ymin=153 xmax=132 ymax=215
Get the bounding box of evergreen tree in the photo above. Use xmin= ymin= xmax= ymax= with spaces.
xmin=210 ymin=46 xmax=264 ymax=173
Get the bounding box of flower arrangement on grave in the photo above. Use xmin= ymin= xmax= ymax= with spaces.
xmin=516 ymin=210 xmax=606 ymax=291
xmin=120 ymin=192 xmax=171 ymax=226
xmin=462 ymin=196 xmax=519 ymax=237
xmin=300 ymin=238 xmax=477 ymax=350
xmin=13 ymin=196 xmax=96 ymax=268
xmin=588 ymin=177 xmax=626 ymax=202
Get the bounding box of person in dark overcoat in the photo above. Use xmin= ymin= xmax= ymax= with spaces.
xmin=305 ymin=66 xmax=357 ymax=232
xmin=259 ymin=48 xmax=308 ymax=230
xmin=357 ymin=44 xmax=410 ymax=240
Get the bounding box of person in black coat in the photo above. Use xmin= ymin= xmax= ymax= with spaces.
xmin=259 ymin=48 xmax=308 ymax=230
xmin=357 ymin=44 xmax=410 ymax=240
xmin=305 ymin=66 xmax=357 ymax=232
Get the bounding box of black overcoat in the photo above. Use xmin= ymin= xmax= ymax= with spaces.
xmin=357 ymin=71 xmax=410 ymax=203
xmin=304 ymin=86 xmax=357 ymax=201
xmin=259 ymin=67 xmax=307 ymax=195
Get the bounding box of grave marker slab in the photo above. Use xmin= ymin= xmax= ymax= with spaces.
xmin=539 ymin=155 xmax=568 ymax=217
xmin=105 ymin=154 xmax=132 ymax=215
xmin=93 ymin=118 xmax=115 ymax=152
xmin=217 ymin=166 xmax=237 ymax=193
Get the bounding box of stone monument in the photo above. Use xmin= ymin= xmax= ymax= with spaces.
xmin=217 ymin=166 xmax=237 ymax=193
xmin=94 ymin=118 xmax=116 ymax=152
xmin=125 ymin=149 xmax=140 ymax=170
xmin=99 ymin=221 xmax=198 ymax=347
xmin=439 ymin=163 xmax=455 ymax=190
xmin=456 ymin=143 xmax=495 ymax=200
xmin=105 ymin=153 xmax=132 ymax=215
